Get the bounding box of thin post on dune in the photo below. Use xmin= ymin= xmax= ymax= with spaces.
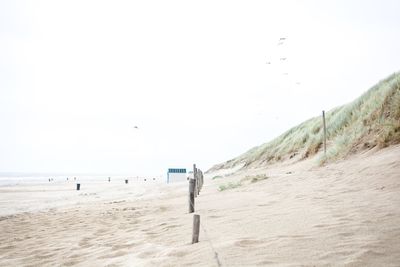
xmin=322 ymin=110 xmax=327 ymax=156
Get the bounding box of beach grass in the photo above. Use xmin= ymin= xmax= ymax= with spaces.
xmin=210 ymin=72 xmax=400 ymax=171
xmin=218 ymin=182 xmax=242 ymax=191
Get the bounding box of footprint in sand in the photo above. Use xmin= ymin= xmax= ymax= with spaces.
xmin=337 ymin=232 xmax=354 ymax=237
xmin=98 ymin=250 xmax=130 ymax=259
xmin=63 ymin=260 xmax=80 ymax=266
xmin=111 ymin=243 xmax=138 ymax=251
xmin=137 ymin=249 xmax=158 ymax=258
xmin=234 ymin=239 xmax=265 ymax=247
xmin=79 ymin=237 xmax=93 ymax=249
xmin=167 ymin=249 xmax=189 ymax=257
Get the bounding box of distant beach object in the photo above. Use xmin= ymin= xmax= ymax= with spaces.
xmin=125 ymin=179 xmax=128 ymax=184
xmin=108 ymin=177 xmax=111 ymax=182
xmin=76 ymin=184 xmax=80 ymax=190
xmin=280 ymin=57 xmax=287 ymax=61
xmin=74 ymin=177 xmax=76 ymax=181
xmin=133 ymin=126 xmax=139 ymax=129
xmin=192 ymin=214 xmax=200 ymax=244
xmin=48 ymin=178 xmax=51 ymax=182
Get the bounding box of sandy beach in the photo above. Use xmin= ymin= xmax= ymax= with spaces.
xmin=1 ymin=145 xmax=400 ymax=266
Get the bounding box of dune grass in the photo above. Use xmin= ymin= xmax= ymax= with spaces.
xmin=218 ymin=182 xmax=242 ymax=191
xmin=241 ymin=174 xmax=269 ymax=183
xmin=210 ymin=72 xmax=400 ymax=171
xmin=217 ymin=174 xmax=269 ymax=192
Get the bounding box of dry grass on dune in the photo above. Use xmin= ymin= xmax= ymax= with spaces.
xmin=209 ymin=72 xmax=400 ymax=171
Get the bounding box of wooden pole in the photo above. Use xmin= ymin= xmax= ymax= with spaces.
xmin=125 ymin=179 xmax=128 ymax=184
xmin=322 ymin=110 xmax=327 ymax=156
xmin=193 ymin=164 xmax=198 ymax=197
xmin=199 ymin=170 xmax=203 ymax=191
xmin=76 ymin=183 xmax=80 ymax=190
xmin=189 ymin=179 xmax=195 ymax=213
xmin=192 ymin=214 xmax=200 ymax=244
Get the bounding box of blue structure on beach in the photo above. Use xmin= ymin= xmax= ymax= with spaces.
xmin=167 ymin=168 xmax=187 ymax=183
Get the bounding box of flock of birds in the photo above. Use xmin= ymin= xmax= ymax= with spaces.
xmin=132 ymin=37 xmax=299 ymax=130
xmin=265 ymin=37 xmax=301 ymax=86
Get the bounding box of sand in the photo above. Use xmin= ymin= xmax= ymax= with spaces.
xmin=1 ymin=145 xmax=400 ymax=266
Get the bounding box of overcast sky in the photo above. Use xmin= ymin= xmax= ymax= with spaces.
xmin=1 ymin=0 xmax=399 ymax=176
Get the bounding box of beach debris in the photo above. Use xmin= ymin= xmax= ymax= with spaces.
xmin=280 ymin=57 xmax=287 ymax=61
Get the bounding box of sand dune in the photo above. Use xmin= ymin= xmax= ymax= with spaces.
xmin=1 ymin=145 xmax=400 ymax=266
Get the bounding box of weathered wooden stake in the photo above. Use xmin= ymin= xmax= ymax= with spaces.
xmin=193 ymin=164 xmax=198 ymax=197
xmin=76 ymin=183 xmax=80 ymax=190
xmin=189 ymin=179 xmax=195 ymax=213
xmin=198 ymin=170 xmax=203 ymax=192
xmin=125 ymin=179 xmax=128 ymax=184
xmin=192 ymin=214 xmax=200 ymax=244
xmin=322 ymin=110 xmax=327 ymax=156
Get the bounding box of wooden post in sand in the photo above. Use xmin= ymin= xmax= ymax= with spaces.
xmin=193 ymin=164 xmax=198 ymax=197
xmin=125 ymin=179 xmax=128 ymax=184
xmin=322 ymin=110 xmax=327 ymax=156
xmin=198 ymin=170 xmax=203 ymax=192
xmin=76 ymin=183 xmax=80 ymax=190
xmin=189 ymin=179 xmax=195 ymax=213
xmin=192 ymin=214 xmax=200 ymax=243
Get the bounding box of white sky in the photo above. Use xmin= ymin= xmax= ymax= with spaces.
xmin=1 ymin=0 xmax=399 ymax=176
